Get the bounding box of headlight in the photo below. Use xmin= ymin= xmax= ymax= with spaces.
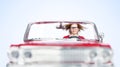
xmin=101 ymin=49 xmax=113 ymax=63
xmin=89 ymin=51 xmax=97 ymax=59
xmin=11 ymin=51 xmax=19 ymax=58
xmin=24 ymin=51 xmax=32 ymax=58
xmin=102 ymin=50 xmax=110 ymax=58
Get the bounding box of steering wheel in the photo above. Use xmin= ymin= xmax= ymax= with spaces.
xmin=69 ymin=36 xmax=81 ymax=41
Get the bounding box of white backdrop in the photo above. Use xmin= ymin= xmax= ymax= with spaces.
xmin=0 ymin=0 xmax=120 ymax=67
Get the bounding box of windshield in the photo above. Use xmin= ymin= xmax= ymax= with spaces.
xmin=26 ymin=22 xmax=98 ymax=41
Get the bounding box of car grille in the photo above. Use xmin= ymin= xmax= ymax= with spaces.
xmin=22 ymin=46 xmax=90 ymax=63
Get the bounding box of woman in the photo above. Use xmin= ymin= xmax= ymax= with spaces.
xmin=63 ymin=23 xmax=85 ymax=39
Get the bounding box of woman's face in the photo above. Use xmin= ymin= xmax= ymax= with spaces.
xmin=70 ymin=24 xmax=79 ymax=35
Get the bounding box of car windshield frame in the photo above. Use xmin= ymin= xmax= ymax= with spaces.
xmin=24 ymin=21 xmax=100 ymax=42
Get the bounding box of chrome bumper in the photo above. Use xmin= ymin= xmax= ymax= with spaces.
xmin=7 ymin=62 xmax=114 ymax=67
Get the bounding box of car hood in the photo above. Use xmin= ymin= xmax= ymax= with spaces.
xmin=10 ymin=40 xmax=111 ymax=48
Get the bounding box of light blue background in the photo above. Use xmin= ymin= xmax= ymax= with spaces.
xmin=0 ymin=0 xmax=120 ymax=67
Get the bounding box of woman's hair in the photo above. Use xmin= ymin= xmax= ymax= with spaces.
xmin=65 ymin=23 xmax=84 ymax=30
xmin=65 ymin=23 xmax=84 ymax=34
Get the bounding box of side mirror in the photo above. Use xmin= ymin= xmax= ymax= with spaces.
xmin=99 ymin=32 xmax=104 ymax=42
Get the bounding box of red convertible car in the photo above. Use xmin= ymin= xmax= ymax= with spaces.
xmin=7 ymin=21 xmax=114 ymax=67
